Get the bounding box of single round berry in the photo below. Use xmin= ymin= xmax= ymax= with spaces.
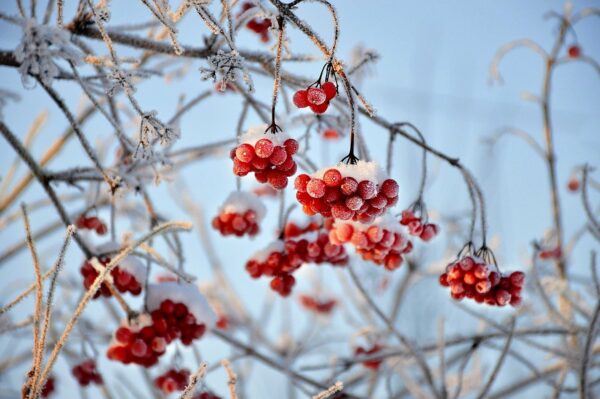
xmin=306 ymin=179 xmax=326 ymax=198
xmin=381 ymin=179 xmax=399 ymax=198
xmin=293 ymin=90 xmax=309 ymax=108
xmin=269 ymin=146 xmax=288 ymax=165
xmin=310 ymin=101 xmax=329 ymax=114
xmin=295 ymin=174 xmax=311 ymax=192
xmin=254 ymin=139 xmax=274 ymax=158
xmin=322 ymin=81 xmax=337 ymax=100
xmin=357 ymin=180 xmax=376 ymax=199
xmin=323 ymin=168 xmax=342 ymax=187
xmin=235 ymin=143 xmax=255 ymax=163
xmin=284 ymin=138 xmax=299 ymax=155
xmin=307 ymin=87 xmax=327 ymax=105
xmin=568 ymin=45 xmax=581 ymax=58
xmin=340 ymin=177 xmax=358 ymax=195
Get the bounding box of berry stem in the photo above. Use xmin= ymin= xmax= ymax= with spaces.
xmin=267 ymin=15 xmax=285 ymax=134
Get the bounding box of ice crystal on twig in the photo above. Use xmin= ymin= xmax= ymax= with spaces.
xmin=200 ymin=50 xmax=253 ymax=92
xmin=136 ymin=111 xmax=181 ymax=159
xmin=14 ymin=18 xmax=82 ymax=88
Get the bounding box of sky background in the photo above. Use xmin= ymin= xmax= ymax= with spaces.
xmin=1 ymin=0 xmax=599 ymax=398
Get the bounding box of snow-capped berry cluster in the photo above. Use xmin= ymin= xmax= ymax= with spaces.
xmin=76 ymin=215 xmax=107 ymax=235
xmin=154 ymin=368 xmax=191 ymax=394
xmin=286 ymin=231 xmax=348 ymax=266
xmin=293 ymin=81 xmax=337 ymax=114
xmin=299 ymin=294 xmax=337 ymax=314
xmin=239 ymin=2 xmax=272 ymax=42
xmin=80 ymin=254 xmax=145 ymax=299
xmin=400 ymin=210 xmax=439 ymax=241
xmin=231 ymin=125 xmax=299 ymax=189
xmin=72 ymin=360 xmax=103 ymax=386
xmin=329 ymin=215 xmax=412 ymax=271
xmin=212 ymin=191 xmax=266 ymax=237
xmin=439 ymin=256 xmax=525 ymax=307
xmin=295 ymin=161 xmax=399 ymax=223
xmin=354 ymin=345 xmax=383 ymax=370
xmin=245 ymin=241 xmax=302 ymax=296
xmin=107 ymin=283 xmax=214 ymax=367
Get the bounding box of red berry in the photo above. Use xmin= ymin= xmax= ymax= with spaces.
xmin=268 ymin=170 xmax=288 ymax=189
xmin=357 ymin=180 xmax=376 ymax=199
xmin=255 ymin=139 xmax=274 ymax=158
xmin=293 ymin=90 xmax=309 ymax=108
xmin=568 ymin=45 xmax=581 ymax=58
xmin=323 ymin=168 xmax=342 ymax=187
xmin=331 ymin=204 xmax=353 ymax=220
xmin=310 ymin=101 xmax=329 ymax=114
xmin=307 ymin=87 xmax=327 ymax=105
xmin=269 ymin=146 xmax=288 ymax=165
xmin=340 ymin=177 xmax=358 ymax=195
xmin=284 ymin=139 xmax=299 ymax=155
xmin=295 ymin=174 xmax=311 ymax=192
xmin=322 ymin=81 xmax=337 ymax=100
xmin=235 ymin=143 xmax=255 ymax=163
xmin=306 ymin=179 xmax=326 ymax=198
xmin=380 ymin=179 xmax=399 ymax=198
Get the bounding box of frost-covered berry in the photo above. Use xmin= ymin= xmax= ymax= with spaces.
xmin=307 ymin=87 xmax=327 ymax=106
xmin=322 ymin=81 xmax=337 ymax=100
xmin=293 ymin=90 xmax=309 ymax=108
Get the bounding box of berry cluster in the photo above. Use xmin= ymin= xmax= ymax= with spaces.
xmin=295 ymin=161 xmax=399 ymax=223
xmin=286 ymin=231 xmax=348 ymax=266
xmin=72 ymin=360 xmax=103 ymax=386
xmin=329 ymin=215 xmax=412 ymax=271
xmin=293 ymin=81 xmax=338 ymax=114
xmin=76 ymin=215 xmax=107 ymax=235
xmin=80 ymin=255 xmax=144 ymax=299
xmin=154 ymin=368 xmax=191 ymax=394
xmin=41 ymin=376 xmax=56 ymax=397
xmin=299 ymin=294 xmax=337 ymax=314
xmin=231 ymin=125 xmax=298 ymax=190
xmin=354 ymin=345 xmax=383 ymax=370
xmin=108 ymin=283 xmax=213 ymax=367
xmin=212 ymin=191 xmax=266 ymax=237
xmin=239 ymin=2 xmax=272 ymax=43
xmin=245 ymin=241 xmax=302 ymax=296
xmin=439 ymin=256 xmax=525 ymax=307
xmin=400 ymin=210 xmax=439 ymax=242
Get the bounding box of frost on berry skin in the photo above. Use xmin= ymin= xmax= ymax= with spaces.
xmin=329 ymin=214 xmax=412 ymax=271
xmin=293 ymin=80 xmax=337 ymax=114
xmin=354 ymin=345 xmax=383 ymax=370
xmin=294 ymin=161 xmax=399 ymax=223
xmin=286 ymin=231 xmax=349 ymax=266
xmin=146 ymin=282 xmax=216 ymax=328
xmin=15 ymin=18 xmax=82 ymax=88
xmin=72 ymin=360 xmax=103 ymax=386
xmin=299 ymin=294 xmax=337 ymax=315
xmin=307 ymin=87 xmax=327 ymax=106
xmin=439 ymin=255 xmax=525 ymax=307
xmin=245 ymin=240 xmax=302 ymax=297
xmin=154 ymin=368 xmax=191 ymax=394
xmin=212 ymin=191 xmax=266 ymax=237
xmin=80 ymin=246 xmax=146 ymax=299
xmin=231 ymin=125 xmax=299 ymax=190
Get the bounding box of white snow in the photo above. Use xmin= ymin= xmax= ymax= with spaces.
xmin=119 ymin=256 xmax=147 ymax=283
xmin=147 ymin=282 xmax=216 ymax=327
xmin=250 ymin=240 xmax=285 ymax=263
xmin=95 ymin=241 xmax=121 ymax=254
xmin=219 ymin=191 xmax=267 ymax=220
xmin=312 ymin=160 xmax=387 ymax=184
xmin=239 ymin=124 xmax=290 ymax=147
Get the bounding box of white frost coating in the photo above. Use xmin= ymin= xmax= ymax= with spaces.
xmin=239 ymin=124 xmax=290 ymax=147
xmin=15 ymin=18 xmax=81 ymax=88
xmin=220 ymin=191 xmax=267 ymax=220
xmin=119 ymin=256 xmax=147 ymax=283
xmin=95 ymin=241 xmax=121 ymax=254
xmin=147 ymin=282 xmax=216 ymax=327
xmin=250 ymin=240 xmax=285 ymax=263
xmin=312 ymin=161 xmax=387 ymax=184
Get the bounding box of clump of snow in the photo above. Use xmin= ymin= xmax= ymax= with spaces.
xmin=239 ymin=124 xmax=290 ymax=147
xmin=250 ymin=240 xmax=285 ymax=263
xmin=313 ymin=161 xmax=387 ymax=184
xmin=95 ymin=241 xmax=121 ymax=255
xmin=220 ymin=191 xmax=267 ymax=220
xmin=147 ymin=282 xmax=216 ymax=327
xmin=15 ymin=18 xmax=81 ymax=88
xmin=119 ymin=256 xmax=147 ymax=283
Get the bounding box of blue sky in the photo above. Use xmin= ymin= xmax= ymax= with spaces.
xmin=1 ymin=0 xmax=599 ymax=397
